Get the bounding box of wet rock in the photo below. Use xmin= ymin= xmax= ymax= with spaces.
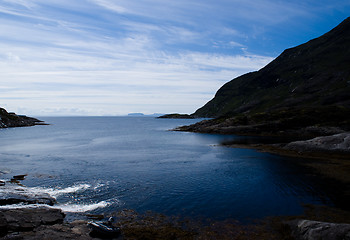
xmin=0 ymin=219 xmax=114 ymax=239
xmin=287 ymin=219 xmax=350 ymax=240
xmin=0 ymin=184 xmax=55 ymax=206
xmin=11 ymin=175 xmax=27 ymax=181
xmin=0 ymin=207 xmax=65 ymax=235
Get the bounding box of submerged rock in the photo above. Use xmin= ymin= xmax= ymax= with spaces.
xmin=287 ymin=219 xmax=350 ymax=240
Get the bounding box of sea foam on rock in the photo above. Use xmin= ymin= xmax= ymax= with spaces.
xmin=0 ymin=184 xmax=56 ymax=206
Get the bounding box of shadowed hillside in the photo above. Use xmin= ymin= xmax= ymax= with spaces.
xmin=179 ymin=17 xmax=350 ymax=137
xmin=194 ymin=17 xmax=350 ymax=117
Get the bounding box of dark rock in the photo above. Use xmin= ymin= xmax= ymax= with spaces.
xmin=287 ymin=219 xmax=350 ymax=240
xmin=0 ymin=207 xmax=65 ymax=233
xmin=0 ymin=184 xmax=56 ymax=206
xmin=285 ymin=132 xmax=350 ymax=154
xmin=0 ymin=219 xmax=111 ymax=239
xmin=0 ymin=181 xmax=5 ymax=187
xmin=11 ymin=175 xmax=27 ymax=181
xmin=158 ymin=113 xmax=195 ymax=119
xmin=0 ymin=108 xmax=45 ymax=128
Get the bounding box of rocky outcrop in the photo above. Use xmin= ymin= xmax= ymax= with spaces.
xmin=158 ymin=113 xmax=196 ymax=119
xmin=287 ymin=219 xmax=350 ymax=240
xmin=0 ymin=108 xmax=44 ymax=128
xmin=0 ymin=220 xmax=92 ymax=240
xmin=285 ymin=132 xmax=350 ymax=154
xmin=0 ymin=182 xmax=94 ymax=239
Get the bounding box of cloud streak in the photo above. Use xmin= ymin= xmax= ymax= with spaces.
xmin=0 ymin=0 xmax=349 ymax=115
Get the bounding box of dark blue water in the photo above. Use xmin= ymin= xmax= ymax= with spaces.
xmin=0 ymin=117 xmax=332 ymax=222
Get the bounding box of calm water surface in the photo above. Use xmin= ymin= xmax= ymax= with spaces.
xmin=0 ymin=117 xmax=333 ymax=222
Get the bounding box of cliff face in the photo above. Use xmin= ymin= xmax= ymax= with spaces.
xmin=0 ymin=108 xmax=43 ymax=128
xmin=193 ymin=17 xmax=350 ymax=119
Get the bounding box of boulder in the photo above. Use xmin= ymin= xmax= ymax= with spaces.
xmin=287 ymin=219 xmax=350 ymax=240
xmin=285 ymin=132 xmax=350 ymax=154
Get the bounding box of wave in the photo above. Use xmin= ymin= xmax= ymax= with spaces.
xmin=31 ymin=183 xmax=105 ymax=198
xmin=0 ymin=182 xmax=116 ymax=213
xmin=0 ymin=200 xmax=114 ymax=213
xmin=56 ymin=201 xmax=111 ymax=213
xmin=45 ymin=184 xmax=91 ymax=198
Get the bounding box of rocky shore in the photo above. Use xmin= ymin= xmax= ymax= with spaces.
xmin=1 ymin=176 xmax=350 ymax=239
xmin=0 ymin=108 xmax=45 ymax=128
xmin=0 ymin=181 xmax=105 ymax=240
xmin=284 ymin=132 xmax=350 ymax=154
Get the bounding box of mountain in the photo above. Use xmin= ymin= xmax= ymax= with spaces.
xmin=194 ymin=17 xmax=350 ymax=118
xmin=0 ymin=108 xmax=44 ymax=128
xmin=180 ymin=17 xmax=350 ymax=137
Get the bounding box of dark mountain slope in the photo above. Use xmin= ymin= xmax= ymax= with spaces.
xmin=177 ymin=17 xmax=350 ymax=138
xmin=194 ymin=17 xmax=350 ymax=118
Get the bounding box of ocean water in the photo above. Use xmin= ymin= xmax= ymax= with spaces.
xmin=0 ymin=117 xmax=334 ymax=222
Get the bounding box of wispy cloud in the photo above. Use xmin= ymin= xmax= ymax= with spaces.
xmin=0 ymin=0 xmax=349 ymax=115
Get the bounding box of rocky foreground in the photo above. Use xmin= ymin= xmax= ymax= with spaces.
xmin=1 ymin=180 xmax=350 ymax=239
xmin=0 ymin=182 xmax=113 ymax=240
xmin=0 ymin=108 xmax=45 ymax=128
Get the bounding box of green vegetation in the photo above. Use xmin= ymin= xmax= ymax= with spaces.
xmin=193 ymin=17 xmax=350 ymax=124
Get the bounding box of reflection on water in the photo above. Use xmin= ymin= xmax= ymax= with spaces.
xmin=0 ymin=117 xmax=338 ymax=222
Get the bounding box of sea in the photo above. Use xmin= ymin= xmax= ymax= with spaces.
xmin=0 ymin=116 xmax=336 ymax=222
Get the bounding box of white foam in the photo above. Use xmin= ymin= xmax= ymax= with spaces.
xmin=31 ymin=183 xmax=91 ymax=198
xmin=0 ymin=201 xmax=112 ymax=213
xmin=93 ymin=182 xmax=105 ymax=190
xmin=0 ymin=203 xmax=51 ymax=209
xmin=0 ymin=183 xmax=117 ymax=213
xmin=56 ymin=201 xmax=110 ymax=213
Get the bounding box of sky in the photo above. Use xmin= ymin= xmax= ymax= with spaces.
xmin=0 ymin=0 xmax=349 ymax=116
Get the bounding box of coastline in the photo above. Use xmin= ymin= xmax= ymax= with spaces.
xmin=221 ymin=135 xmax=350 ymax=185
xmin=0 ymin=108 xmax=46 ymax=129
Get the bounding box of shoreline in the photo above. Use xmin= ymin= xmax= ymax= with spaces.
xmin=1 ymin=174 xmax=350 ymax=239
xmin=222 ymin=141 xmax=350 ymax=184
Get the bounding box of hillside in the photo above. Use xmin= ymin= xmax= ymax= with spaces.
xmin=178 ymin=17 xmax=350 ymax=138
xmin=194 ymin=17 xmax=350 ymax=119
xmin=0 ymin=108 xmax=44 ymax=128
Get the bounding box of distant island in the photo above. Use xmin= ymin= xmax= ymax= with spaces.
xmin=0 ymin=108 xmax=45 ymax=128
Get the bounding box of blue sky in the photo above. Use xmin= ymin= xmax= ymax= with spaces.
xmin=0 ymin=0 xmax=349 ymax=116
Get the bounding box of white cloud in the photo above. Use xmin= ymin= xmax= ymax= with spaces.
xmin=1 ymin=0 xmax=347 ymax=116
xmin=89 ymin=0 xmax=127 ymax=14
